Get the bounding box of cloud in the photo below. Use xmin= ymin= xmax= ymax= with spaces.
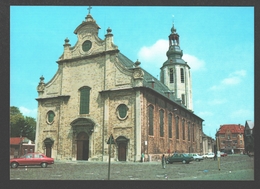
xmin=19 ymin=106 xmax=37 ymax=118
xmin=137 ymin=39 xmax=206 ymax=72
xmin=182 ymin=54 xmax=206 ymax=71
xmin=138 ymin=39 xmax=168 ymax=66
xmin=210 ymin=70 xmax=247 ymax=91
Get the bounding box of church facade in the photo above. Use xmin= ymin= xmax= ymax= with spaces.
xmin=35 ymin=11 xmax=204 ymax=162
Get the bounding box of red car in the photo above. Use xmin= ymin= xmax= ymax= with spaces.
xmin=220 ymin=152 xmax=228 ymax=157
xmin=10 ymin=153 xmax=54 ymax=168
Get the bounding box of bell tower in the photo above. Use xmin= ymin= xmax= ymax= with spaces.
xmin=160 ymin=23 xmax=193 ymax=111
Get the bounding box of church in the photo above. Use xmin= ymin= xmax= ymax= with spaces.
xmin=35 ymin=9 xmax=204 ymax=162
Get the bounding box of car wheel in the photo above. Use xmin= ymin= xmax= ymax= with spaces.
xmin=182 ymin=160 xmax=186 ymax=164
xmin=11 ymin=162 xmax=18 ymax=168
xmin=41 ymin=162 xmax=48 ymax=168
xmin=196 ymin=159 xmax=199 ymax=161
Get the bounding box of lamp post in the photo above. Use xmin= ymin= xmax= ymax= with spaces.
xmin=107 ymin=134 xmax=116 ymax=180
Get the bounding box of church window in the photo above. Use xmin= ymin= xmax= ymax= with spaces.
xmin=168 ymin=113 xmax=172 ymax=138
xmin=79 ymin=86 xmax=91 ymax=114
xmin=159 ymin=109 xmax=164 ymax=137
xmin=180 ymin=68 xmax=184 ymax=83
xmin=181 ymin=94 xmax=185 ymax=105
xmin=46 ymin=111 xmax=55 ymax=124
xmin=175 ymin=116 xmax=179 ymax=139
xmin=192 ymin=124 xmax=195 ymax=141
xmin=117 ymin=104 xmax=128 ymax=120
xmin=188 ymin=122 xmax=191 ymax=141
xmin=182 ymin=119 xmax=185 ymax=140
xmin=170 ymin=68 xmax=174 ymax=83
xmin=148 ymin=105 xmax=154 ymax=135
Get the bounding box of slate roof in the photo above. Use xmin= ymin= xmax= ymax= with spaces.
xmin=218 ymin=124 xmax=245 ymax=134
xmin=245 ymin=120 xmax=254 ymax=129
xmin=118 ymin=52 xmax=182 ymax=105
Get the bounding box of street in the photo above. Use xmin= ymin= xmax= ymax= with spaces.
xmin=10 ymin=154 xmax=254 ymax=180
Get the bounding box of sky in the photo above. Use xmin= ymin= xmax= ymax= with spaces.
xmin=10 ymin=6 xmax=254 ymax=138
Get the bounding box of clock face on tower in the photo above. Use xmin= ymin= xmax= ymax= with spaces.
xmin=82 ymin=40 xmax=92 ymax=52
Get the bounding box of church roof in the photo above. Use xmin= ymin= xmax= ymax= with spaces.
xmin=118 ymin=52 xmax=185 ymax=107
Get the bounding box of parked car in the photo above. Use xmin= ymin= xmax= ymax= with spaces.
xmin=166 ymin=153 xmax=194 ymax=164
xmin=10 ymin=153 xmax=54 ymax=168
xmin=188 ymin=153 xmax=204 ymax=161
xmin=220 ymin=152 xmax=228 ymax=157
xmin=202 ymin=152 xmax=215 ymax=159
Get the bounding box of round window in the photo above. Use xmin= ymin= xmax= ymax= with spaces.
xmin=47 ymin=111 xmax=55 ymax=124
xmin=82 ymin=40 xmax=92 ymax=52
xmin=117 ymin=104 xmax=128 ymax=120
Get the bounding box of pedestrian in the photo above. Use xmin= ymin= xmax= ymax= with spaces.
xmin=141 ymin=153 xmax=144 ymax=162
xmin=214 ymin=152 xmax=217 ymax=161
xmin=162 ymin=154 xmax=166 ymax=169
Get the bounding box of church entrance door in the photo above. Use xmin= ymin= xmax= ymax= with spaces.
xmin=118 ymin=142 xmax=127 ymax=161
xmin=77 ymin=132 xmax=89 ymax=160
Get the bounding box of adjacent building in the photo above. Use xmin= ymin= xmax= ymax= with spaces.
xmin=216 ymin=124 xmax=245 ymax=154
xmin=10 ymin=137 xmax=35 ymax=158
xmin=35 ymin=10 xmax=204 ymax=162
xmin=244 ymin=120 xmax=254 ymax=154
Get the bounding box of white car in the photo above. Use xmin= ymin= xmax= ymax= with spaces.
xmin=191 ymin=153 xmax=204 ymax=161
xmin=202 ymin=152 xmax=215 ymax=159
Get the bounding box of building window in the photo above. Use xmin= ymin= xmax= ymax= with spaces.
xmin=188 ymin=122 xmax=191 ymax=141
xmin=47 ymin=111 xmax=55 ymax=124
xmin=181 ymin=94 xmax=185 ymax=106
xmin=176 ymin=116 xmax=179 ymax=139
xmin=182 ymin=119 xmax=185 ymax=140
xmin=192 ymin=124 xmax=195 ymax=142
xmin=117 ymin=104 xmax=128 ymax=120
xmin=170 ymin=68 xmax=174 ymax=83
xmin=79 ymin=86 xmax=91 ymax=114
xmin=240 ymin=140 xmax=243 ymax=144
xmin=148 ymin=105 xmax=154 ymax=135
xmin=168 ymin=113 xmax=172 ymax=138
xmin=180 ymin=68 xmax=184 ymax=83
xmin=159 ymin=109 xmax=164 ymax=137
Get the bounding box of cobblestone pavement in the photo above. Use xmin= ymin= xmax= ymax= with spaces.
xmin=10 ymin=154 xmax=254 ymax=180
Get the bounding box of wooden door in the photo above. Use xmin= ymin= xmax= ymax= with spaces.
xmin=118 ymin=142 xmax=126 ymax=161
xmin=77 ymin=140 xmax=83 ymax=160
xmin=77 ymin=132 xmax=89 ymax=160
xmin=46 ymin=144 xmax=52 ymax=157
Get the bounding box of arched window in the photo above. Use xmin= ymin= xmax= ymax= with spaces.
xmin=168 ymin=113 xmax=172 ymax=138
xmin=159 ymin=109 xmax=164 ymax=137
xmin=193 ymin=124 xmax=195 ymax=142
xmin=170 ymin=68 xmax=174 ymax=83
xmin=182 ymin=119 xmax=185 ymax=140
xmin=175 ymin=116 xmax=179 ymax=139
xmin=188 ymin=122 xmax=191 ymax=141
xmin=79 ymin=86 xmax=91 ymax=114
xmin=148 ymin=105 xmax=154 ymax=135
xmin=180 ymin=68 xmax=184 ymax=83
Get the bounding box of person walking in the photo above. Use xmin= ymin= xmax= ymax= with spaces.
xmin=162 ymin=154 xmax=166 ymax=169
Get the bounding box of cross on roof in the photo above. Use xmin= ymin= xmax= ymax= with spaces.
xmin=88 ymin=6 xmax=92 ymax=14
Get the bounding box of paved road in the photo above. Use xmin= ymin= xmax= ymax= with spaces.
xmin=10 ymin=154 xmax=254 ymax=180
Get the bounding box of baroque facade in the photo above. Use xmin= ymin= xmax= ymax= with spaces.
xmin=35 ymin=11 xmax=204 ymax=162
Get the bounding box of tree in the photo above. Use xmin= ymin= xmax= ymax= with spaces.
xmin=10 ymin=106 xmax=36 ymax=141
